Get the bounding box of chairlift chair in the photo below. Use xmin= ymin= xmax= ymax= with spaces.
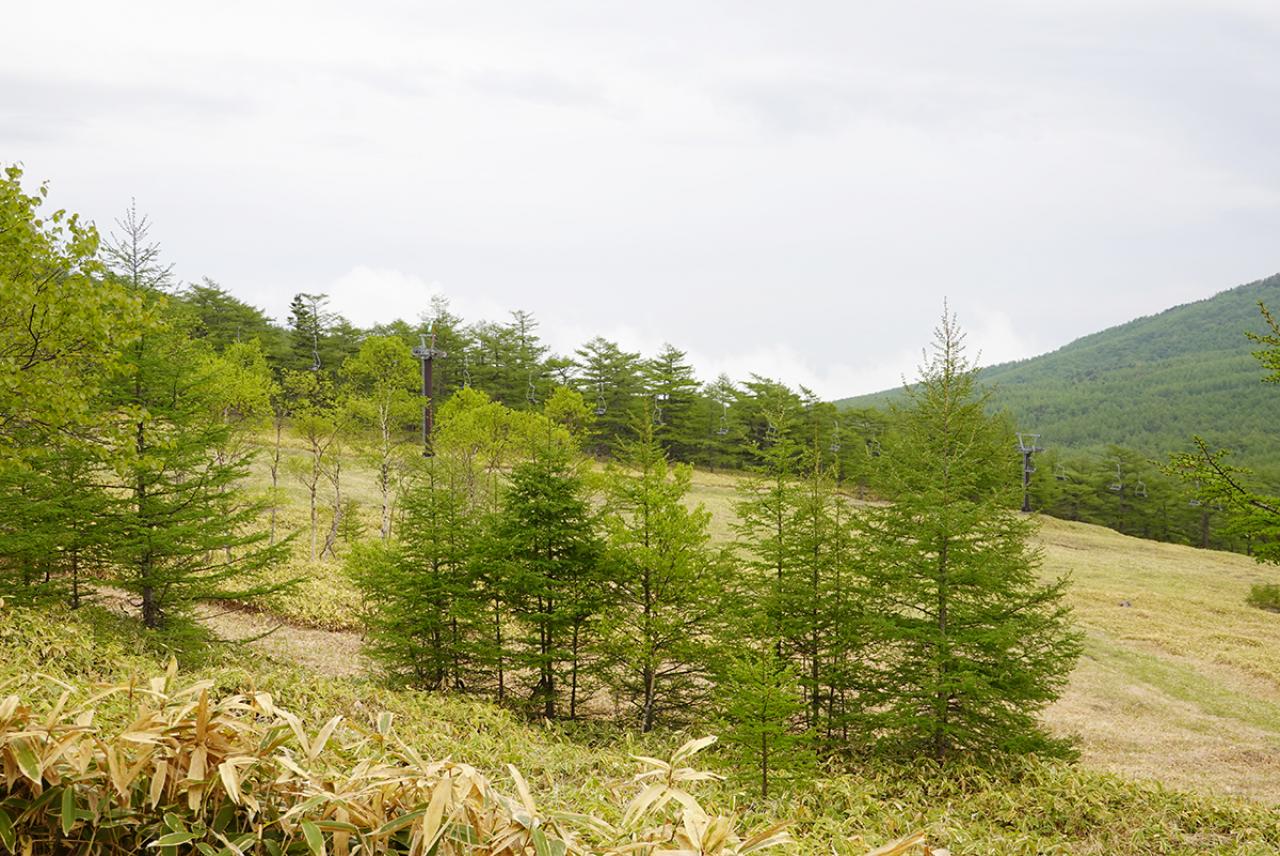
xmin=715 ymin=402 xmax=729 ymax=436
xmin=594 ymin=381 xmax=607 ymax=416
xmin=1108 ymin=462 xmax=1124 ymax=493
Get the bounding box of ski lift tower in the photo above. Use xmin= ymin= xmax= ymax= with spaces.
xmin=1016 ymin=433 xmax=1044 ymax=513
xmin=412 ymin=329 xmax=447 ymax=456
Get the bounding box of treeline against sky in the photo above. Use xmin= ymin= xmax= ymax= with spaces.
xmin=2 ymin=167 xmax=1086 ymax=793
xmin=186 ymin=279 xmax=1263 ymax=554
xmin=180 ymin=280 xmax=892 ymax=483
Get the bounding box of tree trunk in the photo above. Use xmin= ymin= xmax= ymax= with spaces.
xmin=494 ymin=598 xmax=505 ymax=702
xmin=69 ymin=549 xmax=80 ymax=610
xmin=641 ymin=665 xmax=656 ymax=732
xmin=308 ymin=482 xmax=319 ymax=561
xmin=269 ymin=419 xmax=283 ymax=545
xmin=932 ymin=536 xmax=950 ymax=763
xmin=321 ymin=458 xmax=343 ymax=560
xmin=569 ymin=623 xmax=580 ymax=720
xmin=760 ymin=730 xmax=769 ymax=798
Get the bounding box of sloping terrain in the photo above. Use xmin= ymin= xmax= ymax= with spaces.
xmin=837 ymin=273 xmax=1280 ymax=472
xmin=227 ymin=452 xmax=1280 ymax=806
xmin=16 ymin=456 xmax=1280 ymax=853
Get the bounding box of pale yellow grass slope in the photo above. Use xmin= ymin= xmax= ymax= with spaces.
xmin=1033 ymin=516 xmax=1280 ymax=803
xmin=685 ymin=469 xmax=1280 ymax=803
xmin=231 ymin=445 xmax=1280 ymax=803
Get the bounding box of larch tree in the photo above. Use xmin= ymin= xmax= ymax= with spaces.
xmin=103 ymin=296 xmax=287 ymax=628
xmin=101 ymin=198 xmax=175 ymax=292
xmin=713 ymin=648 xmax=814 ymax=799
xmin=856 ymin=310 xmax=1080 ymax=762
xmin=573 ymin=336 xmax=645 ymax=456
xmin=487 ymin=442 xmax=604 ymax=719
xmin=600 ymin=420 xmax=732 ymax=731
xmin=349 ymin=460 xmax=481 ymax=690
xmin=287 ymin=292 xmax=332 ymax=372
xmin=643 ymin=343 xmax=702 ymax=461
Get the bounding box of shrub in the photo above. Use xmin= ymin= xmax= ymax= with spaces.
xmin=1247 ymin=583 xmax=1280 ymax=612
xmin=0 ymin=668 xmax=793 ymax=856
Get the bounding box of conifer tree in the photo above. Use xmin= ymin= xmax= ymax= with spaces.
xmin=105 ymin=296 xmax=287 ymax=628
xmin=714 ymin=649 xmax=814 ymax=798
xmin=488 ymin=442 xmax=603 ymax=719
xmin=734 ymin=408 xmax=865 ymax=740
xmin=643 ymin=344 xmax=702 ymax=460
xmin=349 ymin=461 xmax=480 ymax=689
xmin=600 ymin=420 xmax=731 ymax=731
xmin=574 ymin=336 xmax=645 ymax=456
xmin=788 ymin=439 xmax=865 ymax=739
xmin=102 ymin=198 xmax=175 ymax=292
xmin=856 ymin=311 xmax=1080 ymax=761
xmin=287 ymin=292 xmax=332 ymax=371
xmin=733 ymin=407 xmax=804 ymax=649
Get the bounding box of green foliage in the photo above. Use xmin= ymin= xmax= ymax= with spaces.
xmin=485 ymin=443 xmax=605 ymax=719
xmin=0 ymin=165 xmax=136 ymax=442
xmin=644 ymin=344 xmax=703 ymax=460
xmin=839 ymin=273 xmax=1280 ymax=480
xmin=349 ymin=462 xmax=483 ymax=689
xmin=599 ymin=422 xmax=732 ymax=731
xmin=178 ymin=277 xmax=286 ymax=357
xmin=433 ymin=387 xmax=572 ymax=512
xmin=104 ymin=294 xmax=290 ymax=628
xmin=1247 ymin=583 xmax=1280 ymax=612
xmin=732 ymin=406 xmax=868 ymax=744
xmin=713 ymin=649 xmax=815 ymax=798
xmin=574 ymin=336 xmax=646 ymax=456
xmin=856 ymin=311 xmax=1081 ymax=762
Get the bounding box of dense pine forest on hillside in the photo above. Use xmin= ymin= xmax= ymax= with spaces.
xmin=840 ymin=274 xmax=1280 ymax=476
xmin=5 ymin=165 xmax=1280 ymax=855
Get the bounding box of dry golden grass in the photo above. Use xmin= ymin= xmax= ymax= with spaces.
xmin=9 ymin=604 xmax=1280 ymax=854
xmin=1033 ymin=516 xmax=1280 ymax=803
xmin=0 ymin=664 xmax=794 ymax=855
xmin=234 ymin=441 xmax=1280 ymax=806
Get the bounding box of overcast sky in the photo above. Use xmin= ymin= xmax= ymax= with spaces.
xmin=4 ymin=1 xmax=1278 ymax=397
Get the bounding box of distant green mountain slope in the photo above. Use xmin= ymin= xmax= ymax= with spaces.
xmin=838 ymin=273 xmax=1280 ymax=469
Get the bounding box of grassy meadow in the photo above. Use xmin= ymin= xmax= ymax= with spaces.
xmin=236 ymin=435 xmax=1280 ymax=809
xmin=13 ymin=431 xmax=1267 ymax=852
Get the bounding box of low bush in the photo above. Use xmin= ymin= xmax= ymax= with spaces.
xmin=0 ymin=668 xmax=794 ymax=856
xmin=1247 ymin=583 xmax=1280 ymax=612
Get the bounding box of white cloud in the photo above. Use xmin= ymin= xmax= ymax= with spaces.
xmin=4 ymin=1 xmax=1277 ymax=400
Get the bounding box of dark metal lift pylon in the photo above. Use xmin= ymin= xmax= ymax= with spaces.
xmin=1017 ymin=433 xmax=1044 ymax=513
xmin=412 ymin=329 xmax=447 ymax=456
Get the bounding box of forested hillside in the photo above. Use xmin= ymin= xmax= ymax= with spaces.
xmin=838 ymin=274 xmax=1280 ymax=474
